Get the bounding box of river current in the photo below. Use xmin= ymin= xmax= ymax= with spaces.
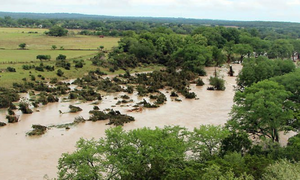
xmin=0 ymin=64 xmax=292 ymax=179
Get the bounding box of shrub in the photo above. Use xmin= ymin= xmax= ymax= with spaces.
xmin=6 ymin=67 xmax=16 ymax=72
xmin=57 ymin=69 xmax=64 ymax=77
xmin=209 ymin=76 xmax=225 ymax=90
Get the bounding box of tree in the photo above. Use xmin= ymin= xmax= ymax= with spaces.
xmin=189 ymin=125 xmax=229 ymax=160
xmin=233 ymin=44 xmax=253 ymax=63
xmin=99 ymin=45 xmax=104 ymax=51
xmin=36 ymin=55 xmax=51 ymax=61
xmin=220 ymin=131 xmax=252 ymax=156
xmin=289 ymin=39 xmax=300 ymax=61
xmin=56 ymin=54 xmax=67 ymax=61
xmin=172 ymin=44 xmax=212 ymax=75
xmin=262 ymin=159 xmax=300 ymax=180
xmin=51 ymin=45 xmax=57 ymax=50
xmin=57 ymin=69 xmax=64 ymax=77
xmin=228 ymin=80 xmax=294 ymax=142
xmin=268 ymin=39 xmax=293 ymax=59
xmin=208 ymin=70 xmax=226 ymax=90
xmin=19 ymin=43 xmax=26 ymax=49
xmin=58 ymin=126 xmax=190 ymax=179
xmin=236 ymin=57 xmax=295 ymax=89
xmin=211 ymin=46 xmax=226 ymax=67
xmin=223 ymin=41 xmax=235 ymax=63
xmin=47 ymin=25 xmax=68 ymax=36
xmin=239 ymin=35 xmax=269 ymax=57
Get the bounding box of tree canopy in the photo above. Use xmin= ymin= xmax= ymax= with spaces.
xmin=47 ymin=25 xmax=68 ymax=36
xmin=228 ymin=80 xmax=294 ymax=142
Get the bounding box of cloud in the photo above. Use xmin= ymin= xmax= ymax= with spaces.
xmin=0 ymin=0 xmax=300 ymax=22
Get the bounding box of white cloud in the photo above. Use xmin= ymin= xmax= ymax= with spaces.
xmin=0 ymin=0 xmax=300 ymax=22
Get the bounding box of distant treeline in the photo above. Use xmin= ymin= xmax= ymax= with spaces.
xmin=1 ymin=12 xmax=300 ymax=38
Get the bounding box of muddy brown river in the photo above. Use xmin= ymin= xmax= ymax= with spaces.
xmin=0 ymin=64 xmax=294 ymax=180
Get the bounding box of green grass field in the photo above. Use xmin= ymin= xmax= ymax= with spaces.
xmin=0 ymin=28 xmax=164 ymax=88
xmin=0 ymin=28 xmax=119 ymax=50
xmin=0 ymin=50 xmax=98 ymax=63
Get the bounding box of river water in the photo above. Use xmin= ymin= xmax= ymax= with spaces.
xmin=0 ymin=64 xmax=291 ymax=180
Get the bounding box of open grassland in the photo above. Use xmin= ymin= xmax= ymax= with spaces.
xmin=0 ymin=28 xmax=119 ymax=50
xmin=0 ymin=50 xmax=98 ymax=63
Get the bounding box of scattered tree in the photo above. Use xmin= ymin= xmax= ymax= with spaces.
xmin=51 ymin=45 xmax=57 ymax=50
xmin=19 ymin=43 xmax=26 ymax=49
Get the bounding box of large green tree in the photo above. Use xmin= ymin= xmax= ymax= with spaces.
xmin=189 ymin=125 xmax=229 ymax=160
xmin=47 ymin=25 xmax=68 ymax=36
xmin=233 ymin=44 xmax=253 ymax=63
xmin=172 ymin=44 xmax=212 ymax=74
xmin=58 ymin=126 xmax=190 ymax=180
xmin=268 ymin=39 xmax=293 ymax=59
xmin=228 ymin=80 xmax=293 ymax=142
xmin=236 ymin=57 xmax=295 ymax=89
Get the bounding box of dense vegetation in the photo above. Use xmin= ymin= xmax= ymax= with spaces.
xmin=58 ymin=125 xmax=300 ymax=180
xmin=1 ymin=12 xmax=300 ymax=39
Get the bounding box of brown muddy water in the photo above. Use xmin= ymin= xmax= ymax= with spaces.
xmin=0 ymin=64 xmax=294 ymax=180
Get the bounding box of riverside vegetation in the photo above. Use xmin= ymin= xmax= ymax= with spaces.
xmin=0 ymin=15 xmax=300 ymax=179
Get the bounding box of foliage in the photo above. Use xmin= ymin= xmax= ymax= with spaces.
xmin=189 ymin=125 xmax=230 ymax=160
xmin=208 ymin=74 xmax=226 ymax=90
xmin=262 ymin=159 xmax=300 ymax=180
xmin=36 ymin=55 xmax=51 ymax=61
xmin=27 ymin=124 xmax=47 ymax=136
xmin=51 ymin=45 xmax=57 ymax=50
xmin=6 ymin=67 xmax=16 ymax=72
xmin=57 ymin=69 xmax=64 ymax=77
xmin=236 ymin=57 xmax=295 ymax=89
xmin=19 ymin=101 xmax=33 ymax=114
xmin=69 ymin=105 xmax=82 ymax=113
xmin=56 ymin=54 xmax=67 ymax=60
xmin=47 ymin=25 xmax=68 ymax=36
xmin=268 ymin=39 xmax=294 ymax=59
xmin=220 ymin=131 xmax=252 ymax=156
xmin=0 ymin=88 xmax=20 ymax=108
xmin=58 ymin=126 xmax=189 ymax=179
xmin=173 ymin=44 xmax=212 ymax=74
xmin=233 ymin=43 xmax=253 ymax=62
xmin=228 ymin=80 xmax=293 ymax=142
xmin=19 ymin=43 xmax=26 ymax=49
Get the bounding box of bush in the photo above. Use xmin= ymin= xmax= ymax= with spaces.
xmin=69 ymin=105 xmax=82 ymax=113
xmin=36 ymin=55 xmax=51 ymax=61
xmin=57 ymin=69 xmax=64 ymax=77
xmin=196 ymin=78 xmax=205 ymax=86
xmin=75 ymin=61 xmax=84 ymax=68
xmin=209 ymin=75 xmax=225 ymax=91
xmin=6 ymin=67 xmax=16 ymax=72
xmin=22 ymin=65 xmax=34 ymax=70
xmin=19 ymin=102 xmax=33 ymax=114
xmin=27 ymin=124 xmax=47 ymax=136
xmin=35 ymin=66 xmax=44 ymax=72
xmin=56 ymin=54 xmax=67 ymax=60
xmin=50 ymin=78 xmax=58 ymax=84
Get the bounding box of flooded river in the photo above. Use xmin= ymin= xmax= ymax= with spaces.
xmin=0 ymin=64 xmax=280 ymax=179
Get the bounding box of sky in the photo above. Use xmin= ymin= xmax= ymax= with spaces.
xmin=1 ymin=0 xmax=300 ymax=22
